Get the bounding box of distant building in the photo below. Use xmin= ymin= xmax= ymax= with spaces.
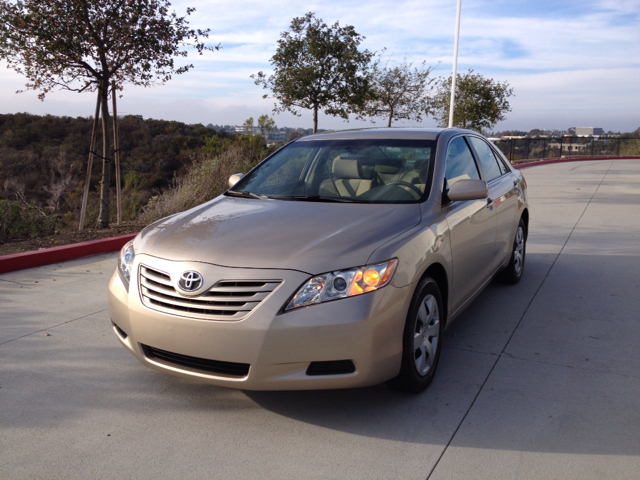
xmin=234 ymin=125 xmax=262 ymax=135
xmin=576 ymin=127 xmax=604 ymax=137
xmin=267 ymin=132 xmax=287 ymax=142
xmin=548 ymin=142 xmax=590 ymax=152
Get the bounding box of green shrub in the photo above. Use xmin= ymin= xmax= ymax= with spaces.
xmin=0 ymin=199 xmax=56 ymax=243
xmin=620 ymin=139 xmax=640 ymax=156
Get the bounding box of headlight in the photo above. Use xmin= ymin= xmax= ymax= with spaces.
xmin=117 ymin=240 xmax=135 ymax=289
xmin=285 ymin=259 xmax=397 ymax=311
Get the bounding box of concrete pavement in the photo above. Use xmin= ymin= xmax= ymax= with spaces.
xmin=1 ymin=159 xmax=639 ymax=479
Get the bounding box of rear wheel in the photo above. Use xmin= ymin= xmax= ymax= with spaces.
xmin=499 ymin=218 xmax=526 ymax=284
xmin=389 ymin=277 xmax=444 ymax=393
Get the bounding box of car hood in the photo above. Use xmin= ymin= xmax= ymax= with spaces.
xmin=135 ymin=195 xmax=421 ymax=274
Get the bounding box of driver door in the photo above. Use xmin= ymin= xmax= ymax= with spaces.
xmin=443 ymin=136 xmax=497 ymax=312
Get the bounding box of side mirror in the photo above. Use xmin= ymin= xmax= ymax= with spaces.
xmin=228 ymin=173 xmax=244 ymax=188
xmin=447 ymin=179 xmax=489 ymax=202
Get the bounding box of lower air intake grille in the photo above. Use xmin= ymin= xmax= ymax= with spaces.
xmin=112 ymin=322 xmax=128 ymax=339
xmin=306 ymin=360 xmax=356 ymax=376
xmin=142 ymin=344 xmax=250 ymax=377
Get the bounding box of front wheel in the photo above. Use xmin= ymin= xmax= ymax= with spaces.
xmin=388 ymin=277 xmax=444 ymax=393
xmin=499 ymin=218 xmax=526 ymax=284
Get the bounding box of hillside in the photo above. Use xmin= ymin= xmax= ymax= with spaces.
xmin=0 ymin=113 xmax=270 ymax=244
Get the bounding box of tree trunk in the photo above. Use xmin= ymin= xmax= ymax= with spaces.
xmin=111 ymin=82 xmax=121 ymax=225
xmin=387 ymin=110 xmax=393 ymax=128
xmin=78 ymin=88 xmax=102 ymax=231
xmin=313 ymin=105 xmax=318 ymax=133
xmin=97 ymin=79 xmax=112 ymax=229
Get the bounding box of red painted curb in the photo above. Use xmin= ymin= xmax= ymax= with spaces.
xmin=0 ymin=233 xmax=138 ymax=274
xmin=513 ymin=156 xmax=640 ymax=169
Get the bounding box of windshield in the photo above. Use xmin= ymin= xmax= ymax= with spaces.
xmin=230 ymin=139 xmax=436 ymax=203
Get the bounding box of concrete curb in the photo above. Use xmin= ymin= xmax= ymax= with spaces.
xmin=0 ymin=233 xmax=137 ymax=274
xmin=1 ymin=156 xmax=639 ymax=275
xmin=512 ymin=155 xmax=640 ymax=169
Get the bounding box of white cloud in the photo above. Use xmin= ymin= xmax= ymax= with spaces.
xmin=1 ymin=0 xmax=638 ymax=132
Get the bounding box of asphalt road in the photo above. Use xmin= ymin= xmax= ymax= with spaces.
xmin=1 ymin=159 xmax=639 ymax=480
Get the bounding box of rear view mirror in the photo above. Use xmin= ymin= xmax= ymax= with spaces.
xmin=447 ymin=179 xmax=489 ymax=202
xmin=228 ymin=173 xmax=244 ymax=188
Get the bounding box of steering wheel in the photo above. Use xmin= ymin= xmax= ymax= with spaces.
xmin=386 ymin=181 xmax=423 ymax=198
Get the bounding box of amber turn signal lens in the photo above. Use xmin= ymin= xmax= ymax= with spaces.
xmin=379 ymin=259 xmax=397 ymax=285
xmin=363 ymin=269 xmax=380 ymax=286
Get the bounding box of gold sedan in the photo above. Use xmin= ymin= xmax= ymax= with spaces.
xmin=109 ymin=128 xmax=528 ymax=392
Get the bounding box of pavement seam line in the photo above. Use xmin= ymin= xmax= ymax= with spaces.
xmin=449 ymin=346 xmax=640 ymax=379
xmin=500 ymin=354 xmax=640 ymax=380
xmin=425 ymin=160 xmax=614 ymax=480
xmin=444 ymin=345 xmax=497 ymax=356
xmin=0 ymin=308 xmax=108 ymax=346
xmin=0 ymin=278 xmax=29 ymax=286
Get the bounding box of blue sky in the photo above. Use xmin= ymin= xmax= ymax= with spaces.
xmin=1 ymin=0 xmax=639 ymax=132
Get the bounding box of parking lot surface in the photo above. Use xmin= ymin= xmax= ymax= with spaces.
xmin=1 ymin=159 xmax=639 ymax=479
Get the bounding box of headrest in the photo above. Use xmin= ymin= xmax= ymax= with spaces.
xmin=374 ymin=158 xmax=406 ymax=175
xmin=413 ymin=159 xmax=429 ymax=184
xmin=333 ymin=158 xmax=362 ymax=179
xmin=340 ymin=151 xmax=363 ymax=160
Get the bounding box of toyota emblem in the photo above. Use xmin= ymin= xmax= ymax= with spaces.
xmin=178 ymin=271 xmax=204 ymax=292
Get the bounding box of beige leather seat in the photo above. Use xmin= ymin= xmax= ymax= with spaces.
xmin=400 ymin=159 xmax=429 ymax=189
xmin=374 ymin=158 xmax=406 ymax=184
xmin=319 ymin=157 xmax=373 ymax=197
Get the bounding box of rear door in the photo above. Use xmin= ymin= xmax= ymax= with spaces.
xmin=467 ymin=135 xmax=520 ymax=268
xmin=443 ymin=136 xmax=497 ymax=312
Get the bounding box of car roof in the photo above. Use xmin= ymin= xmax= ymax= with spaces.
xmin=295 ymin=127 xmax=472 ymax=142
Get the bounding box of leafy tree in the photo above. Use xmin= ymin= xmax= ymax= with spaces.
xmin=432 ymin=69 xmax=514 ymax=133
xmin=0 ymin=0 xmax=215 ymax=228
xmin=257 ymin=115 xmax=276 ymax=139
xmin=252 ymin=12 xmax=373 ymax=133
xmin=359 ymin=57 xmax=436 ymax=127
xmin=242 ymin=117 xmax=255 ymax=134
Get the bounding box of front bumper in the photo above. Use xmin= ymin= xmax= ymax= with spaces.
xmin=108 ymin=254 xmax=414 ymax=390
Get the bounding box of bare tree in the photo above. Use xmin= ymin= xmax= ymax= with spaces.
xmin=43 ymin=151 xmax=76 ymax=212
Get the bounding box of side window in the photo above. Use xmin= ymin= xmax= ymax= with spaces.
xmin=445 ymin=136 xmax=480 ymax=189
xmin=490 ymin=145 xmax=511 ymax=175
xmin=468 ymin=136 xmax=503 ymax=181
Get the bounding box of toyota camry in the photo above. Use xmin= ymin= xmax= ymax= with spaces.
xmin=109 ymin=128 xmax=528 ymax=392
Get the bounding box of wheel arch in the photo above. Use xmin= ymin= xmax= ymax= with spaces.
xmin=521 ymin=208 xmax=529 ymax=238
xmin=421 ymin=262 xmax=449 ymax=327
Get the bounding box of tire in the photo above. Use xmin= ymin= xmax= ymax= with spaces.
xmin=388 ymin=277 xmax=444 ymax=393
xmin=499 ymin=218 xmax=526 ymax=284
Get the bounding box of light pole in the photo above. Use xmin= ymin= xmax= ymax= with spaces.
xmin=448 ymin=0 xmax=462 ymax=128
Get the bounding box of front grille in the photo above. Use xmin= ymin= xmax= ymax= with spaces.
xmin=139 ymin=265 xmax=281 ymax=320
xmin=142 ymin=344 xmax=250 ymax=377
xmin=306 ymin=360 xmax=356 ymax=376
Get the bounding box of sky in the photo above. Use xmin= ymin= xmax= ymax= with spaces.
xmin=1 ymin=0 xmax=639 ymax=132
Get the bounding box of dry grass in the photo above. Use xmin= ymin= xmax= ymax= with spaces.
xmin=139 ymin=143 xmax=256 ymax=223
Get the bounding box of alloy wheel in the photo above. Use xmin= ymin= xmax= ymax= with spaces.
xmin=513 ymin=225 xmax=525 ymax=275
xmin=413 ymin=294 xmax=440 ymax=376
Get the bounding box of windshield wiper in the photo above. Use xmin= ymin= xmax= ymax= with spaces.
xmin=272 ymin=195 xmax=360 ymax=203
xmin=225 ymin=190 xmax=268 ymax=200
